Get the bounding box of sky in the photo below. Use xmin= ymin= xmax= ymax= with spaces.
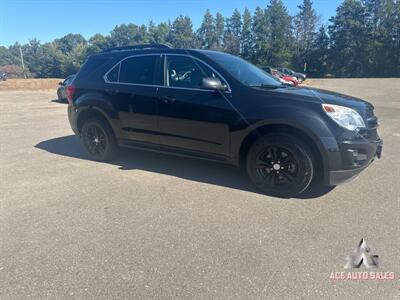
xmin=0 ymin=0 xmax=342 ymax=47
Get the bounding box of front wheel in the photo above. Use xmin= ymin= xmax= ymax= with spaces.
xmin=81 ymin=117 xmax=118 ymax=161
xmin=246 ymin=134 xmax=315 ymax=197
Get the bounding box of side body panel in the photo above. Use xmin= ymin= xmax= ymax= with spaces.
xmin=156 ymin=87 xmax=235 ymax=157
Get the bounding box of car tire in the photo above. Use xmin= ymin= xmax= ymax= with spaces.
xmin=81 ymin=117 xmax=118 ymax=162
xmin=57 ymin=90 xmax=63 ymax=101
xmin=246 ymin=133 xmax=314 ymax=197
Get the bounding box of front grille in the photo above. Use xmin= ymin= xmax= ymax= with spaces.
xmin=365 ymin=105 xmax=374 ymax=118
xmin=366 ymin=115 xmax=379 ymax=129
xmin=363 ymin=103 xmax=379 ymax=129
xmin=357 ymin=104 xmax=379 ymax=139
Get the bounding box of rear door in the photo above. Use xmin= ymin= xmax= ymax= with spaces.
xmin=155 ymin=54 xmax=235 ymax=158
xmin=105 ymin=54 xmax=161 ymax=145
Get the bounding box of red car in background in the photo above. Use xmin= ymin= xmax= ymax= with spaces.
xmin=272 ymin=69 xmax=299 ymax=86
xmin=261 ymin=66 xmax=300 ymax=86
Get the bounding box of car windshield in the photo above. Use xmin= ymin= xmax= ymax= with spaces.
xmin=203 ymin=51 xmax=282 ymax=88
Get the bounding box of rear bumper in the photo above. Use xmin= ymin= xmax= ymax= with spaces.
xmin=68 ymin=105 xmax=79 ymax=135
xmin=327 ymin=138 xmax=383 ymax=185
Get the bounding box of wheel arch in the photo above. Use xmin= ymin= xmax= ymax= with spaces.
xmin=74 ymin=92 xmax=119 ymax=135
xmin=76 ymin=107 xmax=112 ymax=134
xmin=237 ymin=123 xmax=328 ymax=180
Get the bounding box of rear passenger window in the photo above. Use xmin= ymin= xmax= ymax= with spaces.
xmin=119 ymin=56 xmax=157 ymax=85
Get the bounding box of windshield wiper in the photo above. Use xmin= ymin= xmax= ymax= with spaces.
xmin=250 ymin=84 xmax=283 ymax=89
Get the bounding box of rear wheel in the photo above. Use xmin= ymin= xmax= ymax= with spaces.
xmin=246 ymin=133 xmax=314 ymax=197
xmin=81 ymin=117 xmax=118 ymax=161
xmin=57 ymin=90 xmax=63 ymax=101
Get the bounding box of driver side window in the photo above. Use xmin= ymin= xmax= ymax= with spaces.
xmin=165 ymin=55 xmax=221 ymax=89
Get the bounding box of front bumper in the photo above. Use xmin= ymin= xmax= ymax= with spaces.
xmin=327 ymin=137 xmax=383 ymax=185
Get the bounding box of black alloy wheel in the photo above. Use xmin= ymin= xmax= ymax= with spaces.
xmin=83 ymin=124 xmax=107 ymax=155
xmin=246 ymin=134 xmax=314 ymax=197
xmin=81 ymin=117 xmax=118 ymax=161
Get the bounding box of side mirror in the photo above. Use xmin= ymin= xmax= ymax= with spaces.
xmin=202 ymin=77 xmax=227 ymax=91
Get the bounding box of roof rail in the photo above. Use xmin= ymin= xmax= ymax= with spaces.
xmin=102 ymin=43 xmax=172 ymax=52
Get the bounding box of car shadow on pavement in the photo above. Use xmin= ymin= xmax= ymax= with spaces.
xmin=35 ymin=135 xmax=334 ymax=199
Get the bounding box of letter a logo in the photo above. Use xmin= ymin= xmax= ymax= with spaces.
xmin=344 ymin=239 xmax=379 ymax=269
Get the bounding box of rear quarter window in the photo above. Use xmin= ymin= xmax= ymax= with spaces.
xmin=77 ymin=57 xmax=109 ymax=78
xmin=105 ymin=63 xmax=120 ymax=82
xmin=119 ymin=55 xmax=157 ymax=85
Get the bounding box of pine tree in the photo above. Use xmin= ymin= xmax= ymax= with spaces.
xmin=308 ymin=26 xmax=329 ymax=77
xmin=86 ymin=33 xmax=108 ymax=55
xmin=215 ymin=13 xmax=225 ymax=50
xmin=109 ymin=24 xmax=144 ymax=47
xmin=224 ymin=9 xmax=242 ymax=55
xmin=241 ymin=8 xmax=253 ymax=60
xmin=293 ymin=0 xmax=318 ymax=71
xmin=264 ymin=0 xmax=294 ymax=67
xmin=197 ymin=10 xmax=217 ymax=49
xmin=252 ymin=7 xmax=268 ymax=65
xmin=170 ymin=15 xmax=195 ymax=48
xmin=54 ymin=34 xmax=87 ymax=54
xmin=382 ymin=0 xmax=400 ymax=76
xmin=363 ymin=0 xmax=400 ymax=76
xmin=328 ymin=0 xmax=369 ymax=77
xmin=149 ymin=21 xmax=171 ymax=44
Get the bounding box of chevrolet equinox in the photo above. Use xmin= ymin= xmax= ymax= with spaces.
xmin=67 ymin=44 xmax=382 ymax=197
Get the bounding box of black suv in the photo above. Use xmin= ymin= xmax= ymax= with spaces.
xmin=67 ymin=44 xmax=382 ymax=197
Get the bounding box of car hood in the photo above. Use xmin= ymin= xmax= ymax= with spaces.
xmin=274 ymin=86 xmax=374 ymax=115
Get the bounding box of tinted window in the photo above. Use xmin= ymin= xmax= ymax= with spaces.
xmin=165 ymin=55 xmax=223 ymax=89
xmin=119 ymin=55 xmax=157 ymax=84
xmin=106 ymin=64 xmax=119 ymax=82
xmin=78 ymin=57 xmax=108 ymax=78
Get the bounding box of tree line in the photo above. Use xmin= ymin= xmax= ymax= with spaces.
xmin=0 ymin=0 xmax=399 ymax=78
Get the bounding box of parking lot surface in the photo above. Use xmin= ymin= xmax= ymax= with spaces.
xmin=1 ymin=79 xmax=399 ymax=299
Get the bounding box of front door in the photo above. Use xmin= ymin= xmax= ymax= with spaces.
xmin=156 ymin=55 xmax=235 ymax=158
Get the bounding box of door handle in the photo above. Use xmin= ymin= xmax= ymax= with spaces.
xmin=161 ymin=95 xmax=176 ymax=103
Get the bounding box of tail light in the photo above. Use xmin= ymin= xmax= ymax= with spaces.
xmin=66 ymin=85 xmax=76 ymax=104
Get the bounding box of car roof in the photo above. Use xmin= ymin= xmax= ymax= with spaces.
xmin=89 ymin=47 xmax=235 ymax=61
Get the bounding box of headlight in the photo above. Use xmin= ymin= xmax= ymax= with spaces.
xmin=322 ymin=104 xmax=366 ymax=131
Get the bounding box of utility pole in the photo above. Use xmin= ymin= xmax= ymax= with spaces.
xmin=19 ymin=46 xmax=26 ymax=79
